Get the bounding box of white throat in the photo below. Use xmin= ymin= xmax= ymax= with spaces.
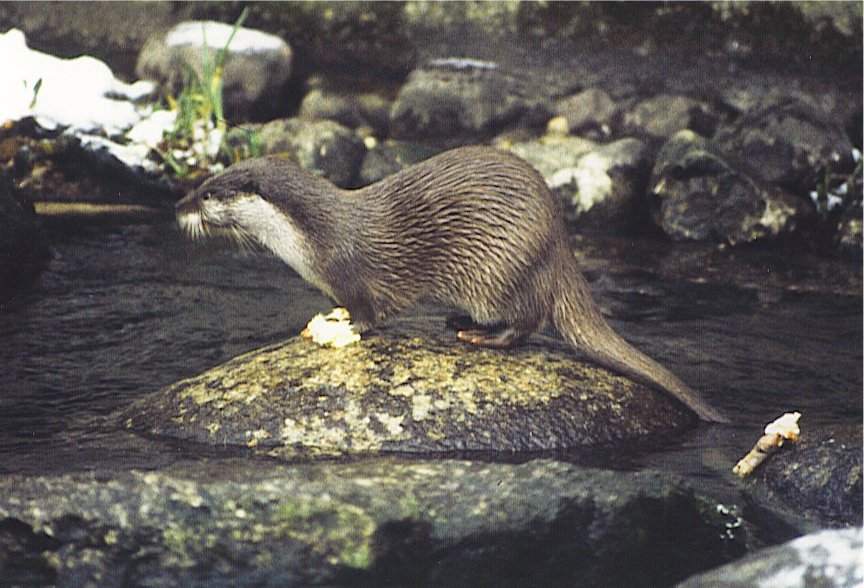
xmin=235 ymin=197 xmax=332 ymax=296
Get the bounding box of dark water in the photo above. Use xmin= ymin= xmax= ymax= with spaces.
xmin=0 ymin=221 xmax=861 ymax=486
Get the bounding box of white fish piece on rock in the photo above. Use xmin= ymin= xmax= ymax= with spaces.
xmin=0 ymin=28 xmax=155 ymax=135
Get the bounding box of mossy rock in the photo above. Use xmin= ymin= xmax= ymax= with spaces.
xmin=121 ymin=317 xmax=695 ymax=457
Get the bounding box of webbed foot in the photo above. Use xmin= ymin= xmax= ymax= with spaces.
xmin=457 ymin=325 xmax=529 ymax=348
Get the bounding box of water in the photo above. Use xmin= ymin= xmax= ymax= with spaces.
xmin=0 ymin=221 xmax=860 ymax=482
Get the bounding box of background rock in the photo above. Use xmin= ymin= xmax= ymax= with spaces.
xmin=554 ymin=87 xmax=622 ymax=140
xmin=251 ymin=118 xmax=366 ymax=188
xmin=649 ymin=130 xmax=798 ymax=244
xmin=714 ymin=95 xmax=854 ymax=190
xmin=623 ymin=94 xmax=716 ymax=144
xmin=299 ymin=87 xmax=391 ymax=138
xmin=677 ymin=527 xmax=862 ymax=588
xmin=137 ymin=21 xmax=292 ymax=123
xmin=391 ymin=59 xmax=549 ymax=147
xmin=504 ymin=136 xmax=648 ymax=226
xmin=358 ymin=141 xmax=441 ymax=186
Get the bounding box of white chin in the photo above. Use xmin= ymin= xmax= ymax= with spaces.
xmin=177 ymin=211 xmax=206 ymax=239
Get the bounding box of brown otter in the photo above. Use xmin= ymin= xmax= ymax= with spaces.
xmin=175 ymin=146 xmax=727 ymax=422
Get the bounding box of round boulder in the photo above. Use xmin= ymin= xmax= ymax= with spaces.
xmin=136 ymin=20 xmax=292 ymax=122
xmin=745 ymin=423 xmax=862 ymax=529
xmin=390 ymin=59 xmax=548 ymax=147
xmin=121 ymin=318 xmax=696 ymax=458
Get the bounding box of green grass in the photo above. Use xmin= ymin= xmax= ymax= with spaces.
xmin=157 ymin=8 xmax=262 ymax=178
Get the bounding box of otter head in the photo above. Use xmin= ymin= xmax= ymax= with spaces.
xmin=175 ymin=160 xmax=265 ymax=243
xmin=175 ymin=156 xmax=330 ymax=292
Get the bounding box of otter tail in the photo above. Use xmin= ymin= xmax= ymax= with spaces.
xmin=550 ymin=259 xmax=729 ymax=423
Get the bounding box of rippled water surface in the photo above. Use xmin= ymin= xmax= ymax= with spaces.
xmin=0 ymin=221 xmax=860 ymax=482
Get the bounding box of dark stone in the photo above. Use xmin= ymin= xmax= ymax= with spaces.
xmin=0 ymin=459 xmax=746 ymax=587
xmin=623 ymin=94 xmax=716 ymax=143
xmin=649 ymin=130 xmax=798 ymax=244
xmin=677 ymin=527 xmax=862 ymax=588
xmin=0 ymin=169 xmax=50 ymax=288
xmin=253 ymin=118 xmax=367 ymax=188
xmin=358 ymin=141 xmax=442 ymax=186
xmin=745 ymin=424 xmax=862 ymax=529
xmin=390 ymin=59 xmax=550 ymax=147
xmin=299 ymin=86 xmax=392 ymax=138
xmin=119 ymin=318 xmax=696 ymax=458
xmin=714 ymin=95 xmax=854 ymax=190
xmin=136 ymin=21 xmax=293 ymax=122
xmin=553 ymin=87 xmax=622 ymax=139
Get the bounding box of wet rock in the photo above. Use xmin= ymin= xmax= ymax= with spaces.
xmin=136 ymin=21 xmax=293 ymax=122
xmin=253 ymin=118 xmax=366 ymax=188
xmin=0 ymin=458 xmax=745 ymax=587
xmin=299 ymin=86 xmax=392 ymax=139
xmin=503 ymin=136 xmax=649 ymax=225
xmin=358 ymin=141 xmax=442 ymax=185
xmin=553 ymin=87 xmax=622 ymax=139
xmin=650 ymin=130 xmax=798 ymax=244
xmin=391 ymin=59 xmax=550 ymax=147
xmin=623 ymin=94 xmax=715 ymax=143
xmin=0 ymin=169 xmax=50 ymax=287
xmin=120 ymin=318 xmax=695 ymax=457
xmin=677 ymin=527 xmax=862 ymax=588
xmin=714 ymin=95 xmax=854 ymax=190
xmin=744 ymin=424 xmax=862 ymax=529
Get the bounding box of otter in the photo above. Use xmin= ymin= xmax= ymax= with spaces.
xmin=175 ymin=146 xmax=727 ymax=423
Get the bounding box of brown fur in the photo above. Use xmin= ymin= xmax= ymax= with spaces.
xmin=178 ymin=146 xmax=727 ymax=422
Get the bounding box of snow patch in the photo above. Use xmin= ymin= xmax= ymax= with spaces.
xmin=0 ymin=28 xmax=154 ymax=135
xmin=166 ymin=21 xmax=284 ymax=53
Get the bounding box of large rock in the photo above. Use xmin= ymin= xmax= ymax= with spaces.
xmin=358 ymin=141 xmax=442 ymax=186
xmin=390 ymin=59 xmax=549 ymax=147
xmin=0 ymin=459 xmax=745 ymax=587
xmin=252 ymin=118 xmax=367 ymax=188
xmin=649 ymin=130 xmax=798 ymax=244
xmin=120 ymin=318 xmax=696 ymax=457
xmin=677 ymin=527 xmax=862 ymax=588
xmin=713 ymin=95 xmax=854 ymax=190
xmin=503 ymin=136 xmax=649 ymax=225
xmin=136 ymin=21 xmax=293 ymax=122
xmin=298 ymin=85 xmax=392 ymax=139
xmin=623 ymin=94 xmax=716 ymax=143
xmin=553 ymin=87 xmax=623 ymax=140
xmin=744 ymin=424 xmax=862 ymax=530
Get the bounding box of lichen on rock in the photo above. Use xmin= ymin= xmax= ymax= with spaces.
xmin=121 ymin=317 xmax=695 ymax=457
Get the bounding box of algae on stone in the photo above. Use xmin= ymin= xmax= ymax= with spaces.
xmin=122 ymin=318 xmax=695 ymax=456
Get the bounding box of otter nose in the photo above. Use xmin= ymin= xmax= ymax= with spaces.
xmin=175 ymin=192 xmax=197 ymax=215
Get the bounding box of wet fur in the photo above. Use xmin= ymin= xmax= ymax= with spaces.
xmin=176 ymin=147 xmax=727 ymax=422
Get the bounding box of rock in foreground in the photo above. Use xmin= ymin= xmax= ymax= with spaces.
xmin=0 ymin=458 xmax=744 ymax=587
xmin=677 ymin=527 xmax=862 ymax=588
xmin=121 ymin=319 xmax=695 ymax=457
